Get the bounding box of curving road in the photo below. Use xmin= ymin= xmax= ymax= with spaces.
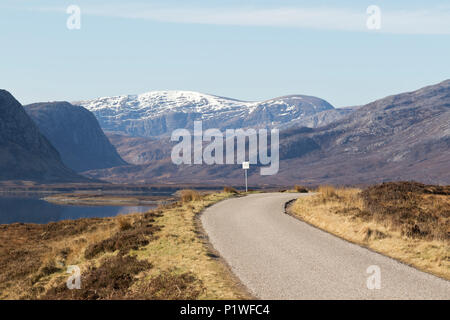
xmin=201 ymin=193 xmax=450 ymax=299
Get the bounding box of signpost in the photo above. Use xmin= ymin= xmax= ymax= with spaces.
xmin=242 ymin=161 xmax=249 ymax=192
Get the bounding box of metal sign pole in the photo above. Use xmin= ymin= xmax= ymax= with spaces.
xmin=242 ymin=161 xmax=249 ymax=192
xmin=245 ymin=169 xmax=248 ymax=192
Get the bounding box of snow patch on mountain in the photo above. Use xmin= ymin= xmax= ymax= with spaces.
xmin=76 ymin=91 xmax=335 ymax=137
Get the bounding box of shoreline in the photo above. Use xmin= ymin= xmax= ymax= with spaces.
xmin=42 ymin=194 xmax=175 ymax=207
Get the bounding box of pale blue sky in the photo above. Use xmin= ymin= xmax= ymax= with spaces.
xmin=1 ymin=0 xmax=449 ymax=107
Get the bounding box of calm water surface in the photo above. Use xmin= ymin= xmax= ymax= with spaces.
xmin=0 ymin=197 xmax=157 ymax=224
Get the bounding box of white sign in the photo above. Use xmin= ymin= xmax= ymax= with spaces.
xmin=242 ymin=161 xmax=250 ymax=170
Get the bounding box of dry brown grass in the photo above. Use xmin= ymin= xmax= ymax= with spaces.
xmin=0 ymin=217 xmax=117 ymax=299
xmin=42 ymin=255 xmax=152 ymax=300
xmin=132 ymin=192 xmax=248 ymax=299
xmin=117 ymin=215 xmax=132 ymax=231
xmin=361 ymin=182 xmax=449 ymax=241
xmin=0 ymin=191 xmax=247 ymax=299
xmin=290 ymin=182 xmax=450 ymax=280
xmin=83 ymin=214 xmax=160 ymax=259
xmin=180 ymin=189 xmax=202 ymax=203
xmin=294 ymin=185 xmax=309 ymax=193
xmin=317 ymin=185 xmax=339 ymax=201
xmin=223 ymin=186 xmax=238 ymax=194
xmin=128 ymin=270 xmax=205 ymax=300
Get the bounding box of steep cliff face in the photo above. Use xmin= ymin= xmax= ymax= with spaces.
xmin=25 ymin=102 xmax=127 ymax=172
xmin=0 ymin=90 xmax=85 ymax=182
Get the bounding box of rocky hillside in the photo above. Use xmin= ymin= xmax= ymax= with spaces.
xmin=84 ymin=80 xmax=450 ymax=185
xmin=77 ymin=91 xmax=335 ymax=137
xmin=106 ymin=133 xmax=171 ymax=165
xmin=0 ymin=90 xmax=85 ymax=182
xmin=277 ymin=79 xmax=450 ymax=184
xmin=278 ymin=106 xmax=359 ymax=130
xmin=25 ymin=102 xmax=127 ymax=172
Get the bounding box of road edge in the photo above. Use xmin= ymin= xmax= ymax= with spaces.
xmin=284 ymin=197 xmax=450 ymax=282
xmin=195 ymin=194 xmax=257 ymax=300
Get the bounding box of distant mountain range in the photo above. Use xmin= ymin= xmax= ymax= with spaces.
xmin=0 ymin=90 xmax=85 ymax=182
xmin=84 ymin=80 xmax=450 ymax=185
xmin=276 ymin=79 xmax=450 ymax=185
xmin=2 ymin=80 xmax=449 ymax=185
xmin=77 ymin=91 xmax=337 ymax=137
xmin=25 ymin=102 xmax=126 ymax=172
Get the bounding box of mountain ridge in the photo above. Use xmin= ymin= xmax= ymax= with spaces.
xmin=25 ymin=102 xmax=127 ymax=172
xmin=77 ymin=90 xmax=335 ymax=137
xmin=84 ymin=80 xmax=450 ymax=185
xmin=0 ymin=90 xmax=87 ymax=182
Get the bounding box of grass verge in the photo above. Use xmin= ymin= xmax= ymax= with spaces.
xmin=0 ymin=191 xmax=249 ymax=299
xmin=289 ymin=182 xmax=449 ymax=280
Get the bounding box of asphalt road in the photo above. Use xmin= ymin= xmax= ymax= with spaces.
xmin=201 ymin=193 xmax=450 ymax=299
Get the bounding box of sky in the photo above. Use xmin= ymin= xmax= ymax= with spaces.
xmin=0 ymin=0 xmax=449 ymax=107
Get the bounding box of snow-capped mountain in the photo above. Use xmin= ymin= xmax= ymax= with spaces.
xmin=83 ymin=80 xmax=450 ymax=185
xmin=76 ymin=91 xmax=335 ymax=137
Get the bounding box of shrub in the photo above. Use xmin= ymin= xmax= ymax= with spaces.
xmin=117 ymin=215 xmax=132 ymax=231
xmin=32 ymin=260 xmax=61 ymax=284
xmin=360 ymin=182 xmax=450 ymax=241
xmin=84 ymin=213 xmax=160 ymax=259
xmin=317 ymin=185 xmax=338 ymax=201
xmin=294 ymin=185 xmax=308 ymax=193
xmin=180 ymin=190 xmax=202 ymax=203
xmin=43 ymin=255 xmax=152 ymax=300
xmin=223 ymin=186 xmax=238 ymax=194
xmin=84 ymin=226 xmax=159 ymax=259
